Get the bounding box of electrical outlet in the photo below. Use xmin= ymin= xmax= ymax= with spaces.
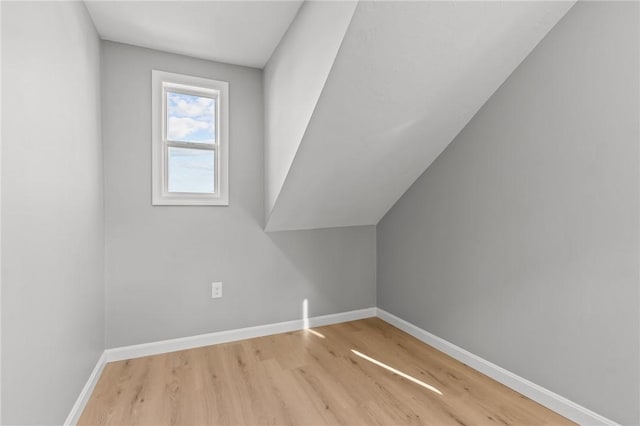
xmin=211 ymin=282 xmax=223 ymax=299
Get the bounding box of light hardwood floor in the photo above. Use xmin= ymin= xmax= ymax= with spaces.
xmin=79 ymin=318 xmax=574 ymax=425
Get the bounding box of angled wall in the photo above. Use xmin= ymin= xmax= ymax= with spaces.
xmin=264 ymin=1 xmax=356 ymax=222
xmin=266 ymin=1 xmax=574 ymax=231
xmin=377 ymin=2 xmax=639 ymax=423
xmin=1 ymin=2 xmax=105 ymax=424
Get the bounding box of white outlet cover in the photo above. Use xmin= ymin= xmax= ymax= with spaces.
xmin=211 ymin=282 xmax=223 ymax=299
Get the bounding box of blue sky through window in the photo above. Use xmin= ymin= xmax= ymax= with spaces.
xmin=167 ymin=92 xmax=215 ymax=143
xmin=168 ymin=147 xmax=215 ymax=194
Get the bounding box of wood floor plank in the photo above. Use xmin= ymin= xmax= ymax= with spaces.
xmin=79 ymin=318 xmax=574 ymax=426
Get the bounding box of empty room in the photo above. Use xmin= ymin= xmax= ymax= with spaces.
xmin=1 ymin=0 xmax=638 ymax=425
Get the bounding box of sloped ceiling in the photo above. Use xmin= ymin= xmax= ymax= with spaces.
xmin=84 ymin=1 xmax=303 ymax=68
xmin=265 ymin=1 xmax=575 ymax=231
xmin=264 ymin=1 xmax=358 ymax=220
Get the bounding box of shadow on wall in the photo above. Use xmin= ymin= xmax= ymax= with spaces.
xmin=265 ymin=227 xmax=376 ymax=317
xmin=266 ymin=230 xmax=347 ymax=314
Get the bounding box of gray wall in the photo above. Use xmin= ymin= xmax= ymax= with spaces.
xmin=102 ymin=42 xmax=376 ymax=348
xmin=1 ymin=2 xmax=105 ymax=424
xmin=377 ymin=2 xmax=639 ymax=424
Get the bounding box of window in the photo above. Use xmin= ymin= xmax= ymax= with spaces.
xmin=152 ymin=70 xmax=229 ymax=205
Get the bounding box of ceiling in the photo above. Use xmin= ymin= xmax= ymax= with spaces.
xmin=83 ymin=0 xmax=576 ymax=231
xmin=266 ymin=1 xmax=575 ymax=231
xmin=84 ymin=1 xmax=303 ymax=68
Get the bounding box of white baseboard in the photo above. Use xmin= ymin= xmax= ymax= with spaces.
xmin=66 ymin=307 xmax=376 ymax=424
xmin=66 ymin=307 xmax=618 ymax=426
xmin=376 ymin=308 xmax=618 ymax=426
xmin=63 ymin=352 xmax=107 ymax=426
xmin=104 ymin=307 xmax=377 ymax=362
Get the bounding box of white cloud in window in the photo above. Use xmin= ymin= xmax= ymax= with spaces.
xmin=167 ymin=92 xmax=215 ymax=143
xmin=172 ymin=96 xmax=214 ymax=117
xmin=167 ymin=116 xmax=211 ymax=140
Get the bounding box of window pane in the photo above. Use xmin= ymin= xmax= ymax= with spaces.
xmin=168 ymin=147 xmax=215 ymax=194
xmin=166 ymin=91 xmax=215 ymax=144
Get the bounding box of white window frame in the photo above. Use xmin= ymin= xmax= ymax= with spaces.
xmin=151 ymin=70 xmax=229 ymax=206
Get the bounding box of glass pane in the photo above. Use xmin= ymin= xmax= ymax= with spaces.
xmin=166 ymin=91 xmax=215 ymax=144
xmin=168 ymin=147 xmax=215 ymax=194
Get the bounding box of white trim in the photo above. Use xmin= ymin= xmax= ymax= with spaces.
xmin=0 ymin=1 xmax=3 ymax=421
xmin=376 ymin=309 xmax=619 ymax=426
xmin=66 ymin=308 xmax=375 ymax=423
xmin=66 ymin=307 xmax=618 ymax=426
xmin=104 ymin=307 xmax=377 ymax=362
xmin=63 ymin=352 xmax=107 ymax=426
xmin=151 ymin=70 xmax=229 ymax=206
